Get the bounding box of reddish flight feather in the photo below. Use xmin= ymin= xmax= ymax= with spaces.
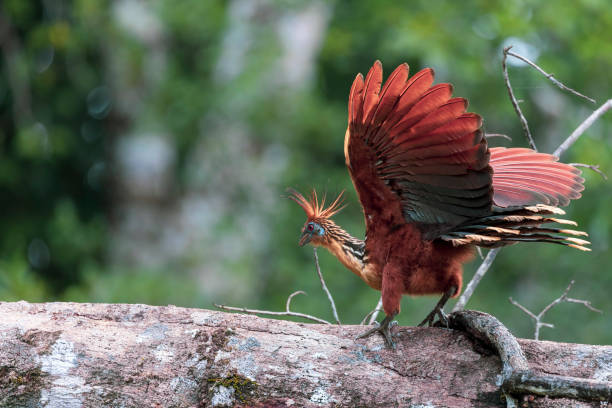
xmin=490 ymin=147 xmax=584 ymax=207
xmin=345 ymin=61 xmax=584 ymax=232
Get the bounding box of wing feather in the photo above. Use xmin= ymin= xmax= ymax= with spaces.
xmin=348 ymin=74 xmax=364 ymax=126
xmin=344 ymin=62 xmax=583 ymax=240
xmin=372 ymin=68 xmax=434 ymax=147
xmin=362 ymin=60 xmax=383 ymax=126
xmin=490 ymin=147 xmax=584 ymax=207
xmin=371 ymin=63 xmax=409 ymax=127
xmin=345 ymin=62 xmax=492 ymax=236
xmin=390 ymin=84 xmax=453 ymax=143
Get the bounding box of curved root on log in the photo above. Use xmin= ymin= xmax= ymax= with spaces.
xmin=447 ymin=310 xmax=612 ymax=403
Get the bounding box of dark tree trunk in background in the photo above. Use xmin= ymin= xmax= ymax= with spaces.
xmin=0 ymin=301 xmax=609 ymax=407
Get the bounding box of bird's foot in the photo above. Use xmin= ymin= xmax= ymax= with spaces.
xmin=418 ymin=307 xmax=449 ymax=327
xmin=418 ymin=286 xmax=456 ymax=327
xmin=356 ymin=314 xmax=398 ymax=349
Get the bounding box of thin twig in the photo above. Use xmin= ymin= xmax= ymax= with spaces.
xmin=503 ymin=46 xmax=537 ymax=151
xmin=368 ymin=296 xmax=383 ymax=325
xmin=554 ymin=99 xmax=612 ymax=158
xmin=214 ymin=290 xmax=331 ymax=324
xmin=569 ymin=163 xmax=607 ymax=180
xmin=509 ymin=280 xmax=602 ymax=340
xmin=564 ymin=297 xmax=603 ymax=313
xmin=505 ymin=49 xmax=596 ymax=104
xmin=452 ymin=248 xmax=500 ymax=312
xmin=508 ymin=299 xmax=545 ymax=324
xmin=313 ymin=247 xmax=341 ymax=325
xmin=476 ymin=246 xmax=485 ymax=260
xmin=360 ymin=296 xmax=383 ymax=325
xmin=485 ymin=133 xmax=513 ymax=142
xmin=286 ymin=290 xmax=306 ymax=312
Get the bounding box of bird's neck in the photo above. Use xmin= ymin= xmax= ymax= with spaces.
xmin=319 ymin=222 xmax=366 ymax=278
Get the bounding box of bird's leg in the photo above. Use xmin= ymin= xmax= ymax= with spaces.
xmin=356 ymin=313 xmax=398 ymax=349
xmin=357 ymin=263 xmax=402 ymax=348
xmin=418 ymin=285 xmax=457 ymax=327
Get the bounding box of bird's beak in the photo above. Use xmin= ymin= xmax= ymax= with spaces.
xmin=299 ymin=232 xmax=312 ymax=247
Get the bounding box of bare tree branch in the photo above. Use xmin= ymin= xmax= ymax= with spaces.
xmin=476 ymin=246 xmax=485 ymax=259
xmin=313 ymin=247 xmax=341 ymax=324
xmin=503 ymin=45 xmax=537 ymax=150
xmin=569 ymin=163 xmax=608 ymax=180
xmin=452 ymin=248 xmax=500 ymax=312
xmin=360 ymin=296 xmax=383 ymax=325
xmin=554 ymin=99 xmax=612 ymax=158
xmin=509 ymin=280 xmax=602 ymax=340
xmin=214 ymin=290 xmax=331 ymax=324
xmin=485 ymin=133 xmax=513 ymax=141
xmin=368 ymin=296 xmax=383 ymax=325
xmin=213 ymin=249 xmax=343 ymax=326
xmin=505 ymin=49 xmax=596 ymax=104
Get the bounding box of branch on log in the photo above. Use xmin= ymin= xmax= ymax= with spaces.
xmin=446 ymin=311 xmax=612 ymax=405
xmin=0 ymin=302 xmax=610 ymax=407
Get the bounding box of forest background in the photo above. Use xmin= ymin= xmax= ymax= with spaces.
xmin=1 ymin=0 xmax=610 ymax=344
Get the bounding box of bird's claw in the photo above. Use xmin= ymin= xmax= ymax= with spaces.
xmin=437 ymin=309 xmax=449 ymax=327
xmin=418 ymin=286 xmax=456 ymax=328
xmin=356 ymin=314 xmax=398 ymax=349
xmin=418 ymin=307 xmax=449 ymax=328
xmin=418 ymin=311 xmax=434 ymax=327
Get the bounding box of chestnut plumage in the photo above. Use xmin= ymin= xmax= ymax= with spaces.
xmin=291 ymin=61 xmax=589 ymax=346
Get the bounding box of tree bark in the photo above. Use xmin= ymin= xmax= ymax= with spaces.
xmin=0 ymin=302 xmax=610 ymax=407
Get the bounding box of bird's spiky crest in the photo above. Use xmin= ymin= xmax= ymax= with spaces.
xmin=288 ymin=188 xmax=346 ymax=220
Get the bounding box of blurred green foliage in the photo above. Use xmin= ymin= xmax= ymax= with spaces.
xmin=0 ymin=0 xmax=610 ymax=345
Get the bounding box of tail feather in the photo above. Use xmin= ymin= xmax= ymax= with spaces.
xmin=440 ymin=204 xmax=590 ymax=251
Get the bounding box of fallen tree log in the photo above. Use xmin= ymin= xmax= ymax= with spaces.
xmin=0 ymin=301 xmax=610 ymax=407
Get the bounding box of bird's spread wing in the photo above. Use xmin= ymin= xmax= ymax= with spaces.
xmin=345 ymin=61 xmax=493 ymax=238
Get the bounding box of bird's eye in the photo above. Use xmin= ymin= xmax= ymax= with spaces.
xmin=307 ymin=223 xmax=314 ymax=232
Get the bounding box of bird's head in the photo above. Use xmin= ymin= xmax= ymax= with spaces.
xmin=287 ymin=188 xmax=346 ymax=248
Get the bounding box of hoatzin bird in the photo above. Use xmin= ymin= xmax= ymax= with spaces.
xmin=290 ymin=61 xmax=589 ymax=348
